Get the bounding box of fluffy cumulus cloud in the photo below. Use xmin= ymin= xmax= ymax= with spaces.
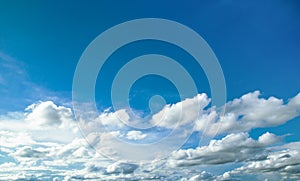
xmin=1 ymin=91 xmax=300 ymax=180
xmin=25 ymin=101 xmax=74 ymax=128
xmin=196 ymin=91 xmax=300 ymax=135
xmin=151 ymin=93 xmax=210 ymax=128
xmin=147 ymin=91 xmax=300 ymax=136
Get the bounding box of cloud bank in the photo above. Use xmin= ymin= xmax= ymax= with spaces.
xmin=0 ymin=91 xmax=300 ymax=180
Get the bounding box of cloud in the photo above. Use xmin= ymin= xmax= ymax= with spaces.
xmin=25 ymin=101 xmax=74 ymax=128
xmin=151 ymin=93 xmax=210 ymax=128
xmin=0 ymin=128 xmax=298 ymax=180
xmin=126 ymin=130 xmax=147 ymax=140
xmin=0 ymin=129 xmax=110 ymax=180
xmin=76 ymin=91 xmax=300 ymax=162
xmin=0 ymin=91 xmax=300 ymax=180
xmin=188 ymin=171 xmax=216 ymax=181
xmin=13 ymin=146 xmax=46 ymax=158
xmin=196 ymin=91 xmax=300 ymax=135
xmin=168 ymin=132 xmax=281 ymax=167
xmin=288 ymin=92 xmax=300 ymax=109
xmin=224 ymin=146 xmax=300 ymax=180
xmin=0 ymin=130 xmax=36 ymax=148
xmin=0 ymin=102 xmax=79 ymax=144
xmin=129 ymin=91 xmax=300 ymax=136
xmin=105 ymin=162 xmax=138 ymax=174
xmin=258 ymin=131 xmax=282 ymax=146
xmin=96 ymin=109 xmax=129 ymax=128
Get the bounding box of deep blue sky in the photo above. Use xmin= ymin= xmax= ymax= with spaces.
xmin=1 ymin=1 xmax=300 ymax=179
xmin=1 ymin=0 xmax=300 ymax=139
xmin=1 ymin=1 xmax=299 ymax=98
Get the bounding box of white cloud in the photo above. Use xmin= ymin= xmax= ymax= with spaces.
xmin=0 ymin=130 xmax=35 ymax=148
xmin=0 ymin=128 xmax=298 ymax=180
xmin=105 ymin=162 xmax=138 ymax=174
xmin=92 ymin=109 xmax=132 ymax=129
xmin=25 ymin=101 xmax=74 ymax=128
xmin=288 ymin=92 xmax=300 ymax=109
xmin=0 ymin=101 xmax=79 ymax=144
xmin=188 ymin=171 xmax=216 ymax=181
xmin=197 ymin=91 xmax=300 ymax=135
xmin=13 ymin=146 xmax=45 ymax=158
xmin=225 ymin=147 xmax=300 ymax=180
xmin=168 ymin=132 xmax=280 ymax=167
xmin=75 ymin=91 xmax=300 ymax=162
xmin=258 ymin=131 xmax=282 ymax=146
xmin=0 ymin=91 xmax=300 ymax=180
xmin=126 ymin=130 xmax=147 ymax=140
xmin=138 ymin=91 xmax=300 ymax=136
xmin=151 ymin=93 xmax=210 ymax=128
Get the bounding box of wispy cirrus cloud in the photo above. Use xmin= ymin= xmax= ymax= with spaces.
xmin=0 ymin=51 xmax=71 ymax=113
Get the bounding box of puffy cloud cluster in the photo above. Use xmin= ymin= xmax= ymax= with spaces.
xmin=221 ymin=143 xmax=300 ymax=180
xmin=0 ymin=91 xmax=300 ymax=180
xmin=200 ymin=91 xmax=300 ymax=135
xmin=78 ymin=91 xmax=300 ymax=158
xmin=148 ymin=91 xmax=300 ymax=136
xmin=146 ymin=91 xmax=300 ymax=136
xmin=0 ymin=130 xmax=299 ymax=180
xmin=168 ymin=132 xmax=281 ymax=167
xmin=95 ymin=91 xmax=299 ymax=137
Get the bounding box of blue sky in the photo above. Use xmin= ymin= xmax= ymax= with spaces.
xmin=1 ymin=1 xmax=300 ymax=180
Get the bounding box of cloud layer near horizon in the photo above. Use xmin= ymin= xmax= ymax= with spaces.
xmin=0 ymin=91 xmax=300 ymax=180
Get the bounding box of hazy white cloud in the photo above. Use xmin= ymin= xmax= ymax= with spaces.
xmin=0 ymin=130 xmax=35 ymax=148
xmin=126 ymin=130 xmax=147 ymax=140
xmin=95 ymin=109 xmax=130 ymax=128
xmin=0 ymin=51 xmax=70 ymax=114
